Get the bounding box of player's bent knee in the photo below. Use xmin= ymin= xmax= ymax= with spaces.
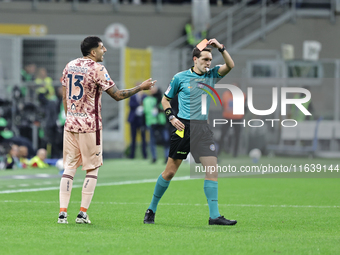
xmin=62 ymin=169 xmax=77 ymax=178
xmin=166 ymin=171 xmax=176 ymax=180
xmin=162 ymin=169 xmax=177 ymax=180
xmin=86 ymin=168 xmax=99 ymax=176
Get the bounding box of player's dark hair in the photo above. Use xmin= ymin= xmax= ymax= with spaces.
xmin=192 ymin=47 xmax=212 ymax=59
xmin=81 ymin=36 xmax=102 ymax=57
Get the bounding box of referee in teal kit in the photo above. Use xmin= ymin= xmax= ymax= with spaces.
xmin=143 ymin=38 xmax=237 ymax=226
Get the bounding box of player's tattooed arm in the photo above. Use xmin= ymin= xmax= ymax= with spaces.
xmin=106 ymin=78 xmax=156 ymax=101
xmin=106 ymin=85 xmax=142 ymax=101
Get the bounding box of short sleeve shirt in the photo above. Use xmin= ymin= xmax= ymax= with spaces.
xmin=61 ymin=58 xmax=115 ymax=133
xmin=164 ymin=66 xmax=224 ymax=120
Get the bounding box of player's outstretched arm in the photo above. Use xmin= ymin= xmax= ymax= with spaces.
xmin=207 ymin=38 xmax=235 ymax=76
xmin=106 ymin=78 xmax=157 ymax=101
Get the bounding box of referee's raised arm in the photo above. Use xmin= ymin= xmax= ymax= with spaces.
xmin=207 ymin=38 xmax=235 ymax=76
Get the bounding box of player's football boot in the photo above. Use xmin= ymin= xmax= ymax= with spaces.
xmin=58 ymin=212 xmax=68 ymax=224
xmin=143 ymin=209 xmax=155 ymax=224
xmin=209 ymin=216 xmax=237 ymax=226
xmin=75 ymin=212 xmax=91 ymax=224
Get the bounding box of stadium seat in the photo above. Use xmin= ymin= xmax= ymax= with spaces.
xmin=333 ymin=122 xmax=340 ymax=150
xmin=267 ymin=118 xmax=322 ymax=157
xmin=317 ymin=121 xmax=334 ymax=151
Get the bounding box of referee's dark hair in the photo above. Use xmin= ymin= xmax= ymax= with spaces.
xmin=192 ymin=47 xmax=212 ymax=59
xmin=81 ymin=36 xmax=102 ymax=57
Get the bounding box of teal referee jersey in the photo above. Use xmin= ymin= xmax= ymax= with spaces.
xmin=164 ymin=66 xmax=225 ymax=120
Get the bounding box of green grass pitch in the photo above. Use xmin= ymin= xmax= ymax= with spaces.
xmin=0 ymin=156 xmax=339 ymax=255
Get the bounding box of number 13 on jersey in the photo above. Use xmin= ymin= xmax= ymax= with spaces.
xmin=67 ymin=74 xmax=84 ymax=101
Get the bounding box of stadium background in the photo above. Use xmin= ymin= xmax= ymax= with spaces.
xmin=1 ymin=0 xmax=340 ymax=157
xmin=0 ymin=1 xmax=339 ymax=254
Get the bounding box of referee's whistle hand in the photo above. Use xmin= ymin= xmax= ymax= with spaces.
xmin=171 ymin=118 xmax=185 ymax=131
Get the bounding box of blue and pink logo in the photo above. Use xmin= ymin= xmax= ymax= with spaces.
xmin=198 ymin=82 xmax=223 ymax=115
xmin=198 ymin=82 xmax=222 ymax=107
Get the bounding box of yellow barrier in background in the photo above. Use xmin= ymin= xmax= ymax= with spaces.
xmin=124 ymin=47 xmax=152 ymax=145
xmin=0 ymin=24 xmax=47 ymax=35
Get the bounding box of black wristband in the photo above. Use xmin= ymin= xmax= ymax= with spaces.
xmin=218 ymin=45 xmax=226 ymax=53
xmin=164 ymin=108 xmax=174 ymax=118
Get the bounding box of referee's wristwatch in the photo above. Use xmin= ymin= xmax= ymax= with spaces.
xmin=169 ymin=115 xmax=175 ymax=121
xmin=218 ymin=44 xmax=226 ymax=53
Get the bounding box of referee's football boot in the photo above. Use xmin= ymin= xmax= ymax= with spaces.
xmin=209 ymin=216 xmax=237 ymax=226
xmin=75 ymin=211 xmax=91 ymax=224
xmin=57 ymin=211 xmax=68 ymax=224
xmin=143 ymin=209 xmax=155 ymax=224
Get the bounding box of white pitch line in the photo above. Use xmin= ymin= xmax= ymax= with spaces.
xmin=12 ymin=175 xmax=28 ymax=179
xmin=36 ymin=174 xmax=51 ymax=178
xmin=0 ymin=200 xmax=338 ymax=209
xmin=0 ymin=176 xmax=191 ymax=194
